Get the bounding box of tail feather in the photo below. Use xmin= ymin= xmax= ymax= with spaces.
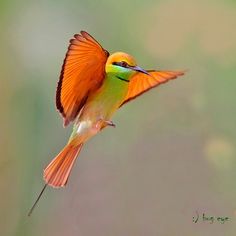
xmin=44 ymin=143 xmax=83 ymax=187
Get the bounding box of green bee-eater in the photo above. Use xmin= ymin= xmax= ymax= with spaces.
xmin=28 ymin=31 xmax=184 ymax=215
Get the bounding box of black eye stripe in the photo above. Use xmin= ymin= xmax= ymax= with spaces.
xmin=112 ymin=61 xmax=129 ymax=68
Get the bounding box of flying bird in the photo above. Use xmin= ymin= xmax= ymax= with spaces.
xmin=28 ymin=31 xmax=184 ymax=215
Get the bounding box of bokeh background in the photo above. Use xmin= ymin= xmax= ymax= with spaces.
xmin=1 ymin=0 xmax=236 ymax=235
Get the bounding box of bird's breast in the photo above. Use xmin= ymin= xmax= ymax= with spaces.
xmin=79 ymin=74 xmax=129 ymax=122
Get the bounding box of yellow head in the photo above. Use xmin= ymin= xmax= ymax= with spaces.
xmin=105 ymin=52 xmax=149 ymax=81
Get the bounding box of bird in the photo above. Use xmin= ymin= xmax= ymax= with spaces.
xmin=28 ymin=31 xmax=184 ymax=215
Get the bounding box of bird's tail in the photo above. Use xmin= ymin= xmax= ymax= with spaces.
xmin=28 ymin=137 xmax=84 ymax=216
xmin=43 ymin=140 xmax=83 ymax=188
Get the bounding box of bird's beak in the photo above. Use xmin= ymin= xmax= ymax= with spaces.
xmin=129 ymin=66 xmax=150 ymax=76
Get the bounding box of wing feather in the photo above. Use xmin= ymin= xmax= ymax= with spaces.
xmin=56 ymin=31 xmax=109 ymax=126
xmin=120 ymin=70 xmax=185 ymax=106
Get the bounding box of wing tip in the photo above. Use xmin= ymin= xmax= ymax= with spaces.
xmin=80 ymin=30 xmax=88 ymax=36
xmin=56 ymin=75 xmax=64 ymax=113
xmin=80 ymin=30 xmax=95 ymax=41
xmin=174 ymin=70 xmax=186 ymax=76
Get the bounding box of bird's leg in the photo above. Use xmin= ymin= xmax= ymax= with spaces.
xmin=104 ymin=120 xmax=116 ymax=128
xmin=96 ymin=118 xmax=116 ymax=129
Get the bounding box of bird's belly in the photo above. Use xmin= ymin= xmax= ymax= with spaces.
xmin=73 ymin=75 xmax=129 ymax=140
xmin=81 ymin=93 xmax=123 ymax=122
xmin=74 ymin=96 xmax=122 ymax=140
xmin=79 ymin=79 xmax=128 ymax=123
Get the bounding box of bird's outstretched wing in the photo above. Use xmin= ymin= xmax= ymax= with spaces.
xmin=56 ymin=31 xmax=109 ymax=126
xmin=120 ymin=70 xmax=184 ymax=106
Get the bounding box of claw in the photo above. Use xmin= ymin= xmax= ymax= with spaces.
xmin=105 ymin=120 xmax=116 ymax=128
xmin=96 ymin=118 xmax=116 ymax=129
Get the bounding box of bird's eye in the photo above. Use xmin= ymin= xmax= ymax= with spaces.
xmin=112 ymin=61 xmax=129 ymax=68
xmin=120 ymin=61 xmax=128 ymax=67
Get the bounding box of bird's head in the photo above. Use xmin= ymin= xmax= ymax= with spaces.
xmin=105 ymin=52 xmax=149 ymax=81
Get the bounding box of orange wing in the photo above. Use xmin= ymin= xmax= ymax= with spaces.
xmin=56 ymin=31 xmax=109 ymax=126
xmin=120 ymin=70 xmax=185 ymax=106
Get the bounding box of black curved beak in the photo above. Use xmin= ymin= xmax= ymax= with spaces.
xmin=129 ymin=66 xmax=150 ymax=76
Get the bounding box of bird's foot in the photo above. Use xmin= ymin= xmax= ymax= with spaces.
xmin=104 ymin=120 xmax=116 ymax=128
xmin=96 ymin=118 xmax=116 ymax=129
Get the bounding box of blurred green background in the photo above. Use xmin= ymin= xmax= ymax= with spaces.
xmin=1 ymin=0 xmax=236 ymax=235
